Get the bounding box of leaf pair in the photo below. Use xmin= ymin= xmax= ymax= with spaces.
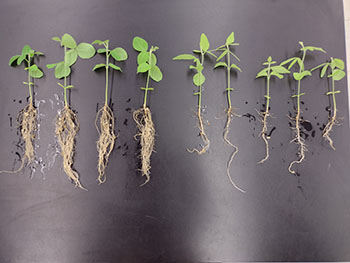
xmin=133 ymin=36 xmax=163 ymax=82
xmin=214 ymin=32 xmax=241 ymax=72
xmin=312 ymin=57 xmax=345 ymax=81
xmin=48 ymin=33 xmax=96 ymax=79
xmin=9 ymin=45 xmax=44 ymax=79
xmin=256 ymin=56 xmax=290 ymax=79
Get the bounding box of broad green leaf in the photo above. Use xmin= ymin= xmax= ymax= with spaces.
xmin=216 ymin=49 xmax=228 ymax=61
xmin=271 ymin=72 xmax=283 ymax=79
xmin=34 ymin=51 xmax=44 ymax=56
xmin=21 ymin=45 xmax=32 ymax=56
xmin=149 ymin=53 xmax=157 ymax=66
xmin=110 ymin=47 xmax=128 ymax=61
xmin=137 ymin=52 xmax=149 ymax=64
xmin=271 ymin=65 xmax=290 ymax=74
xmin=9 ymin=55 xmax=20 ymax=66
xmin=293 ymin=70 xmax=311 ymax=81
xmin=76 ymin=42 xmax=95 ymax=59
xmin=92 ymin=40 xmax=103 ymax=45
xmin=231 ymin=63 xmax=242 ymax=72
xmin=61 ymin=33 xmax=77 ymax=49
xmin=149 ymin=65 xmax=163 ymax=82
xmin=17 ymin=55 xmax=25 ymax=66
xmin=173 ymin=54 xmax=196 ymax=60
xmin=28 ymin=64 xmax=43 ymax=78
xmin=301 ymin=46 xmax=326 ymax=53
xmin=311 ymin=62 xmax=327 ymax=72
xmin=226 ymin=32 xmax=235 ymax=45
xmin=256 ymin=68 xmax=268 ymax=78
xmin=65 ymin=49 xmax=78 ymax=66
xmin=133 ymin=36 xmax=148 ymax=52
xmin=214 ymin=62 xmax=227 ymax=68
xmin=55 ymin=61 xmax=71 ymax=79
xmin=109 ymin=63 xmax=122 ymax=71
xmin=52 ymin=36 xmax=61 ymax=42
xmin=330 ymin=69 xmax=346 ymax=81
xmin=193 ymin=72 xmax=205 ymax=86
xmin=200 ymin=33 xmax=209 ymax=52
xmin=97 ymin=48 xmax=106 ymax=53
xmin=137 ymin=63 xmax=150 ymax=73
xmin=93 ymin=63 xmax=106 ymax=71
xmin=46 ymin=63 xmax=57 ymax=69
xmin=320 ymin=64 xmax=329 ymax=78
xmin=332 ymin=58 xmax=344 ymax=70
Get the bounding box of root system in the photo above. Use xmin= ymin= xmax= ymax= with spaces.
xmin=257 ymin=111 xmax=270 ymax=164
xmin=188 ymin=108 xmax=210 ymax=155
xmin=95 ymin=104 xmax=116 ymax=184
xmin=133 ymin=106 xmax=155 ymax=185
xmin=322 ymin=109 xmax=339 ymax=150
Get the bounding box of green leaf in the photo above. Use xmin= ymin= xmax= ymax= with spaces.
xmin=93 ymin=63 xmax=106 ymax=71
xmin=97 ymin=48 xmax=106 ymax=54
xmin=92 ymin=40 xmax=103 ymax=45
xmin=311 ymin=62 xmax=327 ymax=72
xmin=216 ymin=49 xmax=228 ymax=61
xmin=193 ymin=72 xmax=205 ymax=86
xmin=149 ymin=65 xmax=163 ymax=82
xmin=65 ymin=49 xmax=78 ymax=66
xmin=256 ymin=68 xmax=268 ymax=78
xmin=65 ymin=85 xmax=74 ymax=89
xmin=301 ymin=46 xmax=326 ymax=53
xmin=17 ymin=55 xmax=25 ymax=66
xmin=320 ymin=64 xmax=329 ymax=78
xmin=226 ymin=32 xmax=235 ymax=45
xmin=76 ymin=42 xmax=95 ymax=59
xmin=61 ymin=33 xmax=77 ymax=49
xmin=137 ymin=63 xmax=150 ymax=73
xmin=193 ymin=49 xmax=201 ymax=53
xmin=9 ymin=55 xmax=20 ymax=66
xmin=34 ymin=51 xmax=44 ymax=56
xmin=110 ymin=47 xmax=128 ymax=61
xmin=207 ymin=51 xmax=217 ymax=58
xmin=173 ymin=54 xmax=196 ymax=60
xmin=214 ymin=62 xmax=227 ymax=68
xmin=109 ymin=63 xmax=122 ymax=71
xmin=28 ymin=64 xmax=44 ymax=78
xmin=52 ymin=36 xmax=61 ymax=42
xmin=200 ymin=33 xmax=209 ymax=52
xmin=270 ymin=72 xmax=283 ymax=79
xmin=137 ymin=52 xmax=149 ymax=64
xmin=133 ymin=36 xmax=148 ymax=52
xmin=21 ymin=45 xmax=32 ymax=56
xmin=149 ymin=53 xmax=157 ymax=66
xmin=332 ymin=58 xmax=344 ymax=70
xmin=281 ymin=57 xmax=297 ymax=66
xmin=231 ymin=63 xmax=242 ymax=72
xmin=271 ymin=65 xmax=290 ymax=74
xmin=46 ymin=63 xmax=57 ymax=69
xmin=55 ymin=61 xmax=71 ymax=79
xmin=293 ymin=70 xmax=311 ymax=81
xmin=330 ymin=69 xmax=346 ymax=81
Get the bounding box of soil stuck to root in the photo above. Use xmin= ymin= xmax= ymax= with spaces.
xmin=188 ymin=109 xmax=210 ymax=154
xmin=322 ymin=110 xmax=340 ymax=150
xmin=95 ymin=104 xmax=116 ymax=184
xmin=133 ymin=106 xmax=155 ymax=185
xmin=56 ymin=105 xmax=85 ymax=189
xmin=0 ymin=103 xmax=37 ymax=174
xmin=257 ymin=111 xmax=270 ymax=164
xmin=224 ymin=108 xmax=245 ymax=193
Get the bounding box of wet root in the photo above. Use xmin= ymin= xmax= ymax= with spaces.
xmin=322 ymin=110 xmax=339 ymax=150
xmin=224 ymin=108 xmax=245 ymax=193
xmin=133 ymin=106 xmax=155 ymax=185
xmin=257 ymin=111 xmax=270 ymax=164
xmin=56 ymin=105 xmax=86 ymax=190
xmin=95 ymin=105 xmax=116 ymax=184
xmin=187 ymin=109 xmax=210 ymax=155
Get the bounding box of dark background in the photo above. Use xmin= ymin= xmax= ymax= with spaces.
xmin=0 ymin=0 xmax=349 ymax=262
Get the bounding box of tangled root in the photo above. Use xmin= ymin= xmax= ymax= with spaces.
xmin=322 ymin=110 xmax=340 ymax=150
xmin=224 ymin=108 xmax=245 ymax=193
xmin=288 ymin=112 xmax=307 ymax=174
xmin=187 ymin=109 xmax=210 ymax=155
xmin=95 ymin=105 xmax=116 ymax=184
xmin=133 ymin=106 xmax=155 ymax=185
xmin=56 ymin=105 xmax=86 ymax=190
xmin=0 ymin=103 xmax=37 ymax=174
xmin=257 ymin=111 xmax=270 ymax=164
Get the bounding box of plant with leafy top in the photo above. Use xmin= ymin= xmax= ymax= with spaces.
xmin=173 ymin=33 xmax=216 ymax=154
xmin=1 ymin=45 xmax=44 ymax=174
xmin=256 ymin=56 xmax=290 ymax=164
xmin=92 ymin=39 xmax=128 ymax=184
xmin=47 ymin=33 xmax=96 ymax=189
xmin=311 ymin=57 xmax=345 ymax=150
xmin=281 ymin=41 xmax=326 ymax=174
xmin=213 ymin=32 xmax=245 ymax=192
xmin=132 ymin=36 xmax=163 ymax=185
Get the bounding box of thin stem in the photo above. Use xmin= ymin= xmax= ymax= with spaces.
xmin=105 ymin=42 xmax=109 ymax=106
xmin=64 ymin=46 xmax=68 ymax=107
xmin=198 ymin=51 xmax=204 ymax=111
xmin=27 ymin=54 xmax=33 ymax=105
xmin=331 ymin=67 xmax=336 ymax=112
xmin=143 ymin=49 xmax=152 ymax=109
xmin=226 ymin=45 xmax=231 ymax=109
xmin=265 ymin=62 xmax=271 ymax=113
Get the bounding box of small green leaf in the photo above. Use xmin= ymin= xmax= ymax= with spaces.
xmin=65 ymin=49 xmax=78 ymax=66
xmin=76 ymin=42 xmax=96 ymax=59
xmin=226 ymin=32 xmax=235 ymax=45
xmin=9 ymin=55 xmax=20 ymax=66
xmin=200 ymin=33 xmax=209 ymax=52
xmin=28 ymin=64 xmax=44 ymax=78
xmin=52 ymin=36 xmax=61 ymax=42
xmin=61 ymin=33 xmax=77 ymax=49
xmin=34 ymin=51 xmax=44 ymax=56
xmin=301 ymin=46 xmax=326 ymax=53
xmin=97 ymin=48 xmax=106 ymax=54
xmin=65 ymin=85 xmax=74 ymax=89
xmin=92 ymin=40 xmax=103 ymax=45
xmin=311 ymin=62 xmax=327 ymax=72
xmin=149 ymin=65 xmax=163 ymax=82
xmin=271 ymin=72 xmax=283 ymax=79
xmin=133 ymin=36 xmax=148 ymax=52
xmin=332 ymin=58 xmax=345 ymax=70
xmin=46 ymin=63 xmax=57 ymax=69
xmin=256 ymin=68 xmax=268 ymax=78
xmin=137 ymin=52 xmax=149 ymax=64
xmin=207 ymin=51 xmax=217 ymax=58
xmin=214 ymin=62 xmax=227 ymax=68
xmin=293 ymin=70 xmax=311 ymax=81
xmin=21 ymin=45 xmax=32 ymax=56
xmin=281 ymin=57 xmax=297 ymax=66
xmin=231 ymin=63 xmax=242 ymax=72
xmin=330 ymin=69 xmax=346 ymax=81
xmin=193 ymin=50 xmax=201 ymax=53
xmin=149 ymin=53 xmax=157 ymax=66
xmin=17 ymin=55 xmax=25 ymax=66
xmin=109 ymin=63 xmax=122 ymax=71
xmin=320 ymin=64 xmax=329 ymax=78
xmin=193 ymin=72 xmax=205 ymax=86
xmin=110 ymin=47 xmax=128 ymax=61
xmin=216 ymin=49 xmax=228 ymax=61
xmin=93 ymin=63 xmax=106 ymax=71
xmin=137 ymin=63 xmax=150 ymax=73
xmin=55 ymin=61 xmax=71 ymax=79
xmin=271 ymin=65 xmax=290 ymax=74
xmin=173 ymin=54 xmax=196 ymax=60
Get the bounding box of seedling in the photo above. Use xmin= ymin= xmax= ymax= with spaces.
xmin=213 ymin=32 xmax=245 ymax=192
xmin=311 ymin=57 xmax=345 ymax=150
xmin=173 ymin=33 xmax=216 ymax=154
xmin=256 ymin=56 xmax=290 ymax=164
xmin=1 ymin=45 xmax=44 ymax=174
xmin=47 ymin=33 xmax=96 ymax=189
xmin=132 ymin=36 xmax=163 ymax=185
xmin=92 ymin=39 xmax=128 ymax=184
xmin=281 ymin=41 xmax=326 ymax=174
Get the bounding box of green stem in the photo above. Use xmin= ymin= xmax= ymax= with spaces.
xmin=64 ymin=46 xmax=68 ymax=107
xmin=266 ymin=62 xmax=271 ymax=113
xmin=198 ymin=51 xmax=204 ymax=111
xmin=331 ymin=67 xmax=336 ymax=112
xmin=143 ymin=49 xmax=152 ymax=109
xmin=27 ymin=54 xmax=33 ymax=105
xmin=226 ymin=45 xmax=231 ymax=109
xmin=105 ymin=42 xmax=109 ymax=106
xmin=296 ymin=50 xmax=306 ymax=113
